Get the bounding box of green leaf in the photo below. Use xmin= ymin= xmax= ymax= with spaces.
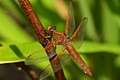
xmin=0 ymin=41 xmax=42 ymax=64
xmin=80 ymin=41 xmax=120 ymax=54
xmin=0 ymin=41 xmax=120 ymax=64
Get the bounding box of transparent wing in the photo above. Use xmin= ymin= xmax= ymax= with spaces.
xmin=39 ymin=53 xmax=71 ymax=80
xmin=24 ymin=49 xmax=56 ymax=65
xmin=65 ymin=1 xmax=75 ymax=37
xmin=69 ymin=17 xmax=88 ymax=49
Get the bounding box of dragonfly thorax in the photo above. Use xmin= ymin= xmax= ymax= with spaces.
xmin=52 ymin=32 xmax=68 ymax=46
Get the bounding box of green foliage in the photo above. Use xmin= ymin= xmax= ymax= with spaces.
xmin=0 ymin=0 xmax=120 ymax=80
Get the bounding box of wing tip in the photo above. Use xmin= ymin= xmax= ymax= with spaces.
xmin=83 ymin=17 xmax=88 ymax=20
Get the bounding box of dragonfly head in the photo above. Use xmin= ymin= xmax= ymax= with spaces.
xmin=48 ymin=26 xmax=56 ymax=36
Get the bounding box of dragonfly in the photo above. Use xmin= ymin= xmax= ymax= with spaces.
xmin=25 ymin=1 xmax=92 ymax=80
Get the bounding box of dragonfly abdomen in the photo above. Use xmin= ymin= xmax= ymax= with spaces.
xmin=66 ymin=43 xmax=92 ymax=76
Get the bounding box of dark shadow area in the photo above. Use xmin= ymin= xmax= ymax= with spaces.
xmin=0 ymin=64 xmax=26 ymax=80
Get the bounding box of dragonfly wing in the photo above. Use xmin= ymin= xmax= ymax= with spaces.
xmin=70 ymin=17 xmax=88 ymax=49
xmin=25 ymin=49 xmax=55 ymax=65
xmin=65 ymin=1 xmax=75 ymax=37
xmin=39 ymin=53 xmax=71 ymax=80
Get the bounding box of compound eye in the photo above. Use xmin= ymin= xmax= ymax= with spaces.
xmin=48 ymin=26 xmax=56 ymax=35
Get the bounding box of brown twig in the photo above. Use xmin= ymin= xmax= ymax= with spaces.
xmin=17 ymin=0 xmax=66 ymax=80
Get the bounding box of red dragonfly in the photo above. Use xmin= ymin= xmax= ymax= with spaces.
xmin=25 ymin=1 xmax=92 ymax=80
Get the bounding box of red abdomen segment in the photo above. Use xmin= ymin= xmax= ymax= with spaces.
xmin=66 ymin=44 xmax=92 ymax=76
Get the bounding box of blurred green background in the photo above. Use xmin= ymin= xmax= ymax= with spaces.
xmin=0 ymin=0 xmax=120 ymax=80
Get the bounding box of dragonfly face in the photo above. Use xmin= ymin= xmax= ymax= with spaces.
xmin=48 ymin=26 xmax=56 ymax=36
